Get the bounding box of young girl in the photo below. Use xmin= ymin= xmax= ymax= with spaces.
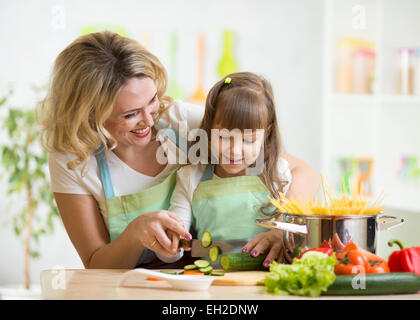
xmin=167 ymin=72 xmax=303 ymax=267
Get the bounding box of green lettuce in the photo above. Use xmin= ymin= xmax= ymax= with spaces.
xmin=262 ymin=251 xmax=337 ymax=297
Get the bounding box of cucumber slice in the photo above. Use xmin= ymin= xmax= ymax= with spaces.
xmin=160 ymin=270 xmax=177 ymax=275
xmin=199 ymin=266 xmax=213 ymax=275
xmin=209 ymin=246 xmax=221 ymax=263
xmin=194 ymin=259 xmax=210 ymax=268
xmin=210 ymin=272 xmax=225 ymax=276
xmin=201 ymin=231 xmax=212 ymax=248
xmin=184 ymin=264 xmax=198 ymax=270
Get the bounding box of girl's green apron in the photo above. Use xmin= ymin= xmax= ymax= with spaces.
xmin=191 ymin=164 xmax=274 ymax=251
xmin=95 ymin=127 xmax=187 ymax=266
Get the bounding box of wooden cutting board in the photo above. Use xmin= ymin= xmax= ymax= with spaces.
xmin=211 ymin=270 xmax=269 ymax=286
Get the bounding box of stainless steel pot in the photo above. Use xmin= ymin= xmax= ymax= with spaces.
xmin=255 ymin=213 xmax=404 ymax=256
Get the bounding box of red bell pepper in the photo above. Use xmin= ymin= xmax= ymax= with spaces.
xmin=334 ymin=242 xmax=389 ymax=275
xmin=388 ymin=239 xmax=420 ymax=276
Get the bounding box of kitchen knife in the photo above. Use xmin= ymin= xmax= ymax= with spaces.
xmin=179 ymin=239 xmax=249 ymax=257
xmin=254 ymin=218 xmax=308 ymax=235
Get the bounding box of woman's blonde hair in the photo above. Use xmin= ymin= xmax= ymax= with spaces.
xmin=37 ymin=31 xmax=172 ymax=172
xmin=201 ymin=72 xmax=288 ymax=200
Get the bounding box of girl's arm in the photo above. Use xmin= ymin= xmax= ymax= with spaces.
xmin=54 ymin=193 xmax=188 ymax=269
xmin=281 ymin=152 xmax=321 ymax=200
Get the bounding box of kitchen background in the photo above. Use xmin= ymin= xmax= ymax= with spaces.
xmin=0 ymin=0 xmax=419 ymax=297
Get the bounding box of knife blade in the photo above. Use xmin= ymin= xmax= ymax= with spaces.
xmin=179 ymin=239 xmax=249 ymax=257
xmin=254 ymin=219 xmax=308 ymax=235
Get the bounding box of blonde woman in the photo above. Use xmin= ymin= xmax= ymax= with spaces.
xmin=37 ymin=31 xmax=319 ymax=269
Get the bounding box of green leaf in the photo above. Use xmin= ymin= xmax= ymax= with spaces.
xmin=0 ymin=96 xmax=7 ymax=106
xmin=14 ymin=224 xmax=21 ymax=236
xmin=29 ymin=251 xmax=40 ymax=259
xmin=31 ymin=199 xmax=39 ymax=209
xmin=34 ymin=168 xmax=46 ymax=180
xmin=8 ymin=168 xmax=23 ymax=184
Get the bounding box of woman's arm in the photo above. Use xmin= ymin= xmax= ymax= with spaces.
xmin=281 ymin=152 xmax=321 ymax=200
xmin=155 ymin=166 xmax=196 ymax=262
xmin=54 ymin=193 xmax=189 ymax=269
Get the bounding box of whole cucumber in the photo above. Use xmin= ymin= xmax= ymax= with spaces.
xmin=220 ymin=252 xmax=267 ymax=271
xmin=324 ymin=272 xmax=420 ymax=295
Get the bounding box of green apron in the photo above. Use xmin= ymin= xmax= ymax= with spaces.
xmin=95 ymin=127 xmax=187 ymax=266
xmin=191 ymin=164 xmax=274 ymax=249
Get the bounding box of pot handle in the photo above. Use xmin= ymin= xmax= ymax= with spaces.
xmin=378 ymin=215 xmax=404 ymax=231
xmin=255 ymin=218 xmax=308 ymax=235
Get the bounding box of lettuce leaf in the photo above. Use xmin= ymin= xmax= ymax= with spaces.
xmin=262 ymin=251 xmax=337 ymax=297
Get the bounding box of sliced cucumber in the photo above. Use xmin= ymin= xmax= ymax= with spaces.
xmin=194 ymin=259 xmax=210 ymax=268
xmin=201 ymin=231 xmax=212 ymax=248
xmin=184 ymin=264 xmax=198 ymax=270
xmin=210 ymin=272 xmax=225 ymax=276
xmin=199 ymin=266 xmax=213 ymax=275
xmin=209 ymin=246 xmax=221 ymax=263
xmin=160 ymin=270 xmax=177 ymax=275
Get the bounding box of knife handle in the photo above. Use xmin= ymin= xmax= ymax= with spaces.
xmin=179 ymin=239 xmax=192 ymax=249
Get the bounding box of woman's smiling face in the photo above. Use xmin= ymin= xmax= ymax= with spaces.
xmin=105 ymin=76 xmax=159 ymax=149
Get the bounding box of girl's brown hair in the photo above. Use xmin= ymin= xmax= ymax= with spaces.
xmin=200 ymin=72 xmax=288 ymax=199
xmin=37 ymin=31 xmax=172 ymax=173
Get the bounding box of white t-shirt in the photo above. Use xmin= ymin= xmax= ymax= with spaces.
xmin=169 ymin=158 xmax=292 ymax=234
xmin=48 ymin=100 xmax=205 ymax=228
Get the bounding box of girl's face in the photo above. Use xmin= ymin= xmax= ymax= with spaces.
xmin=105 ymin=77 xmax=159 ymax=150
xmin=211 ymin=124 xmax=265 ymax=177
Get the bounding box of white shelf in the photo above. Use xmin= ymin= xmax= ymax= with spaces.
xmin=322 ymin=0 xmax=420 ymax=213
xmin=329 ymin=93 xmax=420 ymax=104
xmin=380 ymin=95 xmax=420 ymax=104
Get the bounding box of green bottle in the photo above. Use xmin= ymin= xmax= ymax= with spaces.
xmin=166 ymin=32 xmax=185 ymax=100
xmin=217 ymin=30 xmax=238 ymax=77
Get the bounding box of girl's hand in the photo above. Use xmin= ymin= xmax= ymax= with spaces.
xmin=130 ymin=210 xmax=192 ymax=258
xmin=241 ymin=230 xmax=293 ymax=267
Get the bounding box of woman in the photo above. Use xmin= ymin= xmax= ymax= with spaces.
xmin=37 ymin=31 xmax=320 ymax=269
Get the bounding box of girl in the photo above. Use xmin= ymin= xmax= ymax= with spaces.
xmin=168 ymin=72 xmax=320 ymax=266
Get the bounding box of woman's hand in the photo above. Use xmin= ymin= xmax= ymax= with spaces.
xmin=241 ymin=229 xmax=293 ymax=267
xmin=130 ymin=210 xmax=192 ymax=258
xmin=281 ymin=152 xmax=321 ymax=200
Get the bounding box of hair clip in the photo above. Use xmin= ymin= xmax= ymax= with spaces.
xmin=224 ymin=77 xmax=231 ymax=84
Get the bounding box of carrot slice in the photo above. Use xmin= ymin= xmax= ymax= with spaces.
xmin=146 ymin=276 xmax=163 ymax=281
xmin=183 ymin=270 xmax=205 ymax=275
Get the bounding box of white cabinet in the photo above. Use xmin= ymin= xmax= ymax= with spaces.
xmin=322 ymin=0 xmax=420 ymax=212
